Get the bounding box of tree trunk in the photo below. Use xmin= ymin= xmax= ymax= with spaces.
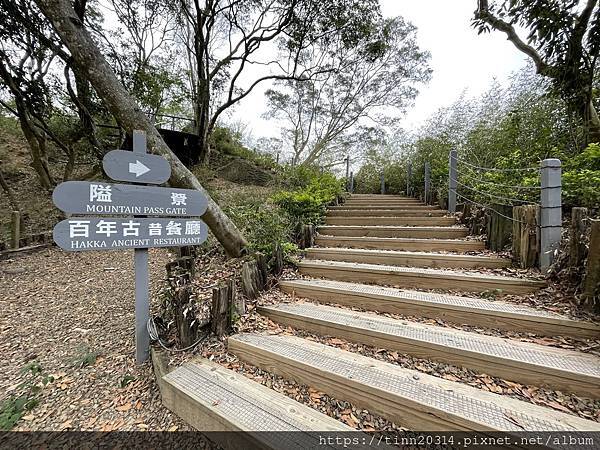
xmin=582 ymin=220 xmax=600 ymax=313
xmin=20 ymin=121 xmax=54 ymax=190
xmin=512 ymin=205 xmax=539 ymax=269
xmin=0 ymin=164 xmax=21 ymax=212
xmin=585 ymin=97 xmax=600 ymax=144
xmin=35 ymin=0 xmax=247 ymax=257
xmin=569 ymin=207 xmax=588 ymax=269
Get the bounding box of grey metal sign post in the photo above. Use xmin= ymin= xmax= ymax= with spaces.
xmin=448 ymin=150 xmax=458 ymax=213
xmin=52 ymin=130 xmax=208 ymax=365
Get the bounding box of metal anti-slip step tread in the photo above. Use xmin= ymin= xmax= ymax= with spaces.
xmin=229 ymin=333 xmax=600 ymax=432
xmin=162 ymin=358 xmax=355 ymax=443
xmin=259 ymin=303 xmax=600 ymax=380
xmin=279 ymin=279 xmax=568 ymax=321
xmin=307 ymin=247 xmax=509 ymax=263
xmin=299 ymin=260 xmax=545 ymax=286
xmin=279 ymin=279 xmax=600 ymax=339
xmin=318 ymin=225 xmax=468 ymax=231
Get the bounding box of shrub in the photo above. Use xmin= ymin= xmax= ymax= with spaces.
xmin=272 ymin=172 xmax=343 ymax=230
xmin=224 ymin=198 xmax=292 ymax=255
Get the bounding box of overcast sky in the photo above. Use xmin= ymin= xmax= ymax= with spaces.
xmin=231 ymin=0 xmax=530 ymax=140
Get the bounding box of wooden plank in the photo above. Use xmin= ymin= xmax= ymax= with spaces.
xmin=327 ymin=209 xmax=447 ymax=217
xmin=298 ymin=260 xmax=545 ymax=294
xmin=258 ymin=303 xmax=600 ymax=397
xmin=306 ymin=248 xmax=511 ymax=269
xmin=325 ymin=217 xmax=457 ymax=227
xmin=161 ymin=357 xmax=358 ymax=450
xmin=315 ymin=235 xmax=485 ymax=252
xmin=280 ymin=279 xmax=600 ymax=339
xmin=229 ymin=333 xmax=600 ymax=432
xmin=330 ymin=205 xmax=440 ymax=211
xmin=317 ymin=225 xmax=469 ymax=239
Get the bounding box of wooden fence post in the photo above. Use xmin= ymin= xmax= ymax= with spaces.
xmin=11 ymin=211 xmax=20 ymax=250
xmin=582 ymin=220 xmax=600 ymax=312
xmin=569 ymin=207 xmax=588 ymax=268
xmin=486 ymin=204 xmax=513 ymax=251
xmin=512 ymin=205 xmax=540 ymax=269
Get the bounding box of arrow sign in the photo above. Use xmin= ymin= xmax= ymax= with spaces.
xmin=129 ymin=160 xmax=150 ymax=177
xmin=103 ymin=150 xmax=171 ymax=184
xmin=52 ymin=181 xmax=207 ymax=217
xmin=53 ymin=217 xmax=208 ymax=252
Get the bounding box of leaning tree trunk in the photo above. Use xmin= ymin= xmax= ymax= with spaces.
xmin=35 ymin=0 xmax=247 ymax=257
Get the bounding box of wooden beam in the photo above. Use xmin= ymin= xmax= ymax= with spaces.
xmin=325 ymin=217 xmax=457 ymax=227
xmin=279 ymin=279 xmax=600 ymax=339
xmin=298 ymin=260 xmax=545 ymax=294
xmin=317 ymin=226 xmax=468 ymax=239
xmin=228 ymin=333 xmax=600 ymax=431
xmin=314 ymin=236 xmax=485 ymax=252
xmin=306 ymin=248 xmax=511 ymax=269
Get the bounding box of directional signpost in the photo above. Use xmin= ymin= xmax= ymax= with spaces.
xmin=52 ymin=130 xmax=208 ymax=364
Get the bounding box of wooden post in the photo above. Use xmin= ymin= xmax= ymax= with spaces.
xmin=582 ymin=220 xmax=600 ymax=312
xmin=173 ymin=284 xmax=197 ymax=347
xmin=271 ymin=243 xmax=284 ymax=276
xmin=486 ymin=204 xmax=513 ymax=251
xmin=540 ymin=158 xmax=562 ymax=270
xmin=241 ymin=260 xmax=260 ymax=299
xmin=299 ymin=224 xmax=315 ymax=249
xmin=211 ymin=280 xmax=234 ymax=336
xmin=569 ymin=207 xmax=588 ymax=268
xmin=448 ymin=150 xmax=457 ymax=213
xmin=512 ymin=205 xmax=539 ymax=269
xmin=11 ymin=211 xmax=20 ymax=250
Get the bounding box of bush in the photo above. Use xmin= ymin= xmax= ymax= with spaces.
xmin=562 ymin=143 xmax=600 ymax=208
xmin=224 ymin=198 xmax=292 ymax=255
xmin=272 ymin=172 xmax=343 ymax=230
xmin=210 ymin=126 xmax=276 ymax=170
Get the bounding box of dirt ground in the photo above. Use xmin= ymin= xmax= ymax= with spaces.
xmin=0 ymin=247 xmax=190 ymax=431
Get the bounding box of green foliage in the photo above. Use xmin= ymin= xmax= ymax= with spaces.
xmin=70 ymin=346 xmax=100 ymax=369
xmin=224 ymin=198 xmax=292 ymax=255
xmin=272 ymin=172 xmax=343 ymax=229
xmin=210 ymin=126 xmax=276 ymax=170
xmin=0 ymin=362 xmax=53 ymax=430
xmin=119 ymin=375 xmax=136 ymax=389
xmin=562 ymin=144 xmax=600 ymax=208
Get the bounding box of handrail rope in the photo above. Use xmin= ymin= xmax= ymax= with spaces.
xmin=452 ymin=178 xmax=539 ymax=205
xmin=453 ymin=166 xmax=540 ymax=191
xmin=453 ymin=155 xmax=539 ymax=172
xmin=455 ymin=192 xmax=537 ymax=226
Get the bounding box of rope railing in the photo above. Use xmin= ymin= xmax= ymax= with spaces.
xmin=453 ymin=178 xmax=539 ymax=206
xmin=454 ymin=191 xmax=534 ymax=225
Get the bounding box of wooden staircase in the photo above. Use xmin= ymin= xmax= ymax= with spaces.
xmin=158 ymin=194 xmax=600 ymax=442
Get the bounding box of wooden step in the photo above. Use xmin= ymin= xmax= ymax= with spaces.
xmin=279 ymin=279 xmax=600 ymax=339
xmin=328 ymin=209 xmax=447 ymax=217
xmin=298 ymin=260 xmax=545 ymax=294
xmin=331 ymin=205 xmax=440 ymax=211
xmin=318 ymin=226 xmax=468 ymax=239
xmin=315 ymin=235 xmax=485 ymax=252
xmin=229 ymin=333 xmax=600 ymax=431
xmin=160 ymin=357 xmax=358 ymax=448
xmin=325 ymin=217 xmax=457 ymax=227
xmin=306 ymin=248 xmax=510 ymax=269
xmin=343 ymin=202 xmax=428 ymax=208
xmin=258 ymin=303 xmax=600 ymax=397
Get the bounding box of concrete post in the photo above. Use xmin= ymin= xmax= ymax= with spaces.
xmin=424 ymin=162 xmax=431 ymax=205
xmin=349 ymin=171 xmax=354 ymax=193
xmin=540 ymin=158 xmax=562 ymax=271
xmin=406 ymin=162 xmax=412 ymax=197
xmin=380 ymin=172 xmax=385 ymax=195
xmin=345 ymin=155 xmax=350 ymax=191
xmin=448 ymin=150 xmax=458 ymax=213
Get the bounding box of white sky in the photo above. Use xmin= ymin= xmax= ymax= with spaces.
xmin=231 ymin=0 xmax=530 ymax=140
